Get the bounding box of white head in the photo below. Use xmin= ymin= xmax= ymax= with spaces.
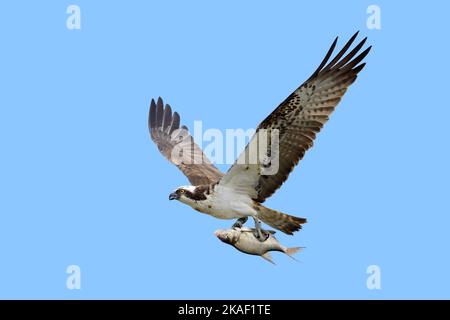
xmin=168 ymin=185 xmax=199 ymax=205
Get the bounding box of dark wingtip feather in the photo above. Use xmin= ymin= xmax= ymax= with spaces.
xmin=332 ymin=36 xmax=339 ymax=45
xmin=332 ymin=36 xmax=368 ymax=70
xmin=308 ymin=35 xmax=338 ymax=80
xmin=155 ymin=98 xmax=164 ymax=128
xmin=149 ymin=99 xmax=156 ymax=129
xmin=162 ymin=104 xmax=172 ymax=130
xmin=352 ymin=62 xmax=367 ymax=74
xmin=169 ymin=111 xmax=180 ymax=135
xmin=322 ymin=31 xmax=361 ymax=73
xmin=342 ymin=45 xmax=372 ymax=72
xmin=149 ymin=98 xmax=184 ymax=137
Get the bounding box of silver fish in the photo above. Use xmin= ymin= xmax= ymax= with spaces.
xmin=215 ymin=227 xmax=302 ymax=264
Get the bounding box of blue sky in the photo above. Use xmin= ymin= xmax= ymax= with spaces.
xmin=1 ymin=1 xmax=449 ymax=299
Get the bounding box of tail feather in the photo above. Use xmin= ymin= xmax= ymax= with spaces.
xmin=257 ymin=205 xmax=307 ymax=235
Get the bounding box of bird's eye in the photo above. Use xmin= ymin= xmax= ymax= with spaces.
xmin=179 ymin=189 xmax=185 ymax=194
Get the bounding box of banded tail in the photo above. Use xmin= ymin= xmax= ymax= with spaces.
xmin=256 ymin=204 xmax=307 ymax=235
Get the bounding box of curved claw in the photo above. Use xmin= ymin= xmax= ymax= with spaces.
xmin=253 ymin=229 xmax=270 ymax=242
xmin=252 ymin=217 xmax=270 ymax=242
xmin=232 ymin=217 xmax=248 ymax=229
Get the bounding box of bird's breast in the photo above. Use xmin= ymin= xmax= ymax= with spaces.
xmin=190 ymin=188 xmax=255 ymax=219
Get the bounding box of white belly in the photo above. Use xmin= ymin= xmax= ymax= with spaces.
xmin=191 ymin=186 xmax=256 ymax=220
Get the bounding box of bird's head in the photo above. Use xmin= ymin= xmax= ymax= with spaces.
xmin=169 ymin=185 xmax=197 ymax=204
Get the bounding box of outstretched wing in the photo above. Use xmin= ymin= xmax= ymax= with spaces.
xmin=220 ymin=32 xmax=371 ymax=202
xmin=148 ymin=97 xmax=223 ymax=186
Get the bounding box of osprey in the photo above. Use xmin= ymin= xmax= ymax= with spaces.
xmin=148 ymin=32 xmax=371 ymax=240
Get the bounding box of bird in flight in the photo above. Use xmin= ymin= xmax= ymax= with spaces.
xmin=148 ymin=32 xmax=371 ymax=241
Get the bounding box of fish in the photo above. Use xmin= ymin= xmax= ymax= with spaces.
xmin=214 ymin=227 xmax=302 ymax=264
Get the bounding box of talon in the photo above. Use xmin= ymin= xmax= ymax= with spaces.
xmin=257 ymin=229 xmax=270 ymax=242
xmin=253 ymin=230 xmax=269 ymax=242
xmin=232 ymin=217 xmax=248 ymax=229
xmin=252 ymin=216 xmax=269 ymax=242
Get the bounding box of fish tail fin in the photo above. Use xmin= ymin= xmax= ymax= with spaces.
xmin=261 ymin=252 xmax=275 ymax=265
xmin=284 ymin=247 xmax=303 ymax=261
xmin=257 ymin=205 xmax=307 ymax=235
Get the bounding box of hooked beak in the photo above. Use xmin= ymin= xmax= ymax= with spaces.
xmin=169 ymin=192 xmax=179 ymax=201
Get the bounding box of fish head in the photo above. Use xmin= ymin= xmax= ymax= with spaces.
xmin=214 ymin=229 xmax=240 ymax=245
